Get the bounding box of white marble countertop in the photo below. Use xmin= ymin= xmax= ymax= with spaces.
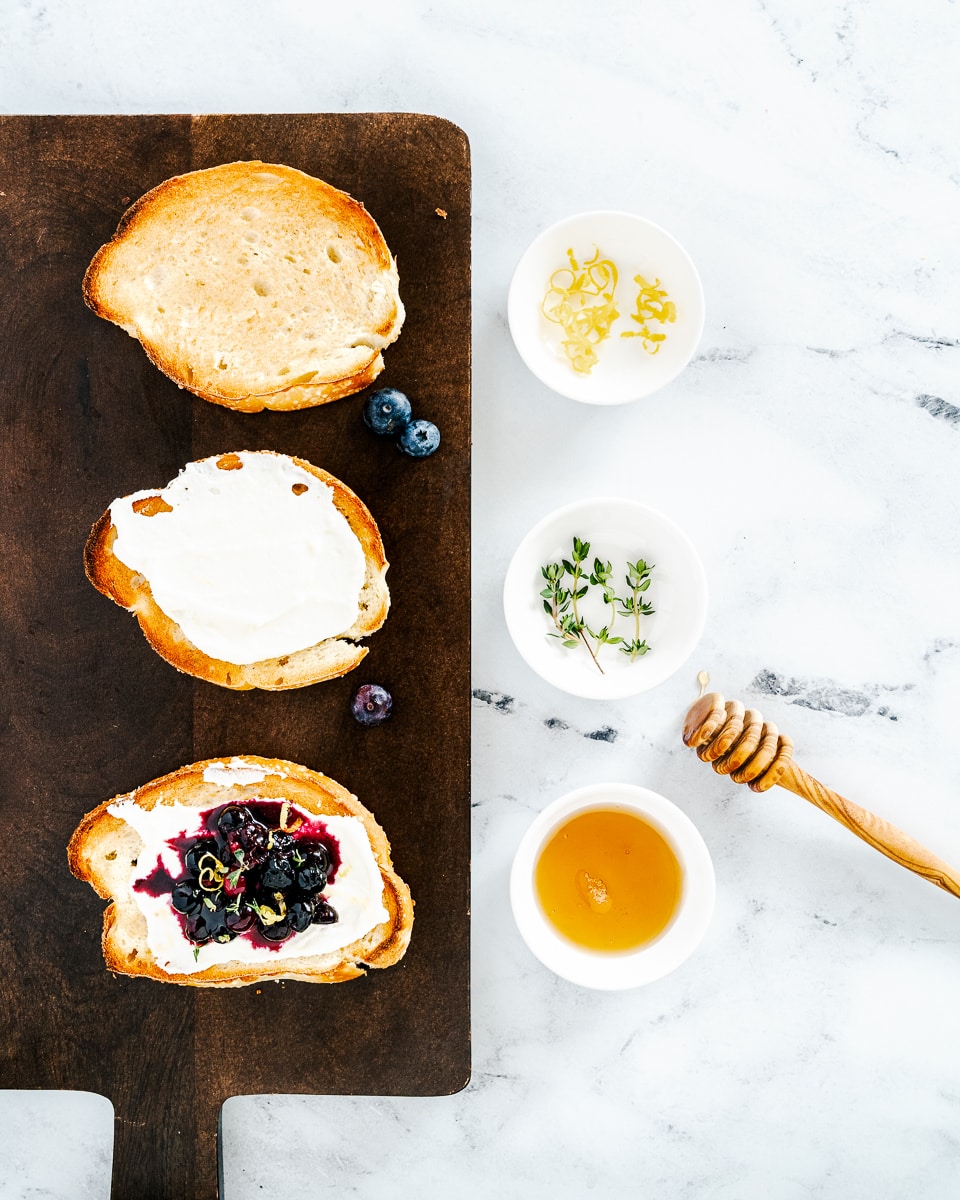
xmin=3 ymin=1 xmax=960 ymax=1196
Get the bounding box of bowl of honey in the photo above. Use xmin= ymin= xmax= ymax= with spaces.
xmin=510 ymin=782 xmax=715 ymax=989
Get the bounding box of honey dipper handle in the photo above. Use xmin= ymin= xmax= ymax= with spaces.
xmin=779 ymin=761 xmax=960 ymax=898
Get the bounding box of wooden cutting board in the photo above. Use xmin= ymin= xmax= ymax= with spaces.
xmin=0 ymin=113 xmax=471 ymax=1200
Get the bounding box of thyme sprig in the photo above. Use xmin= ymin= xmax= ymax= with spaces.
xmin=617 ymin=558 xmax=655 ymax=661
xmin=540 ymin=537 xmax=656 ymax=673
xmin=540 ymin=537 xmax=605 ymax=673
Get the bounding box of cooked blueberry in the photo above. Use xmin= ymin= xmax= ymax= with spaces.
xmin=351 ymin=683 xmax=393 ymax=726
xmin=397 ymin=418 xmax=440 ymax=458
xmin=363 ymin=387 xmax=412 ymax=436
xmin=234 ymin=819 xmax=270 ymax=863
xmin=183 ymin=838 xmax=218 ymax=876
xmin=185 ymin=921 xmax=211 ymax=946
xmin=259 ymin=918 xmax=292 ymax=942
xmin=313 ymin=899 xmax=339 ymax=925
xmin=240 ymin=819 xmax=269 ymax=847
xmin=287 ymin=898 xmax=314 ymax=932
xmin=186 ymin=911 xmax=215 ymax=943
xmin=224 ymin=904 xmax=256 ymax=934
xmin=217 ymin=805 xmax=250 ymax=836
xmin=296 ymin=861 xmax=326 ymax=892
xmin=261 ymin=855 xmax=294 ymax=890
xmin=171 ymin=881 xmax=203 ymax=916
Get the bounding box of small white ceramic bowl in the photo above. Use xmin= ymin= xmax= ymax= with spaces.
xmin=503 ymin=497 xmax=708 ymax=700
xmin=507 ymin=210 xmax=705 ymax=405
xmin=510 ymin=782 xmax=715 ymax=990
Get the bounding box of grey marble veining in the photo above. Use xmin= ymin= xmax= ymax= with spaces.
xmin=3 ymin=0 xmax=960 ymax=1196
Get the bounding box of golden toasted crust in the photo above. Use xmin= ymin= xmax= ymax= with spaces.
xmin=83 ymin=161 xmax=404 ymax=411
xmin=202 ymin=358 xmax=386 ymax=414
xmin=84 ymin=452 xmax=389 ymax=690
xmin=67 ymin=756 xmax=414 ymax=987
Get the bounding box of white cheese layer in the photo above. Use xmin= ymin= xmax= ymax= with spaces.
xmin=107 ymin=797 xmax=389 ymax=976
xmin=109 ymin=452 xmax=367 ymax=664
xmin=201 ymin=759 xmax=270 ymax=787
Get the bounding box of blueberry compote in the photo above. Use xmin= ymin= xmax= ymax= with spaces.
xmin=136 ymin=801 xmax=341 ymax=953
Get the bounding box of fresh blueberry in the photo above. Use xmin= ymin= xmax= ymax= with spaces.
xmin=351 ymin=683 xmax=393 ymax=726
xmin=397 ymin=418 xmax=440 ymax=458
xmin=363 ymin=387 xmax=412 ymax=435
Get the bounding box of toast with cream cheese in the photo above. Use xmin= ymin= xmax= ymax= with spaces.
xmin=84 ymin=450 xmax=389 ymax=689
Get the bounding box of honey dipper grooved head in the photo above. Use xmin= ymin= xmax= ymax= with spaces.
xmin=730 ymin=722 xmax=779 ymax=784
xmin=713 ymin=709 xmax=764 ymax=775
xmin=682 ymin=692 xmax=726 ymax=748
xmin=699 ymin=700 xmax=746 ymax=763
xmin=682 ymin=694 xmax=796 ymax=794
xmin=748 ymin=733 xmax=794 ymax=793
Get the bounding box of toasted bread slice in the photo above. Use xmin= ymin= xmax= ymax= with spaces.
xmin=67 ymin=756 xmax=414 ymax=987
xmin=84 ymin=451 xmax=389 ymax=690
xmin=83 ymin=161 xmax=404 ymax=411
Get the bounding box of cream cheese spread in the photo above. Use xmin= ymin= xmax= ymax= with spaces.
xmin=107 ymin=797 xmax=389 ymax=976
xmin=201 ymin=759 xmax=270 ymax=787
xmin=109 ymin=452 xmax=367 ymax=664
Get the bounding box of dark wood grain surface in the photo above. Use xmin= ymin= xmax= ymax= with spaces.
xmin=0 ymin=113 xmax=471 ymax=1200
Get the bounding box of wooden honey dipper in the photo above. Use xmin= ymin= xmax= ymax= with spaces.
xmin=683 ymin=683 xmax=960 ymax=899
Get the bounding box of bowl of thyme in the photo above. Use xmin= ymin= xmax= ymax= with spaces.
xmin=502 ymin=498 xmax=708 ymax=699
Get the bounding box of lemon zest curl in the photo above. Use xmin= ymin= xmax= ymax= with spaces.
xmin=542 ymin=247 xmax=620 ymax=375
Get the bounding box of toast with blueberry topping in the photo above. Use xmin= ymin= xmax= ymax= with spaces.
xmin=67 ymin=756 xmax=414 ymax=987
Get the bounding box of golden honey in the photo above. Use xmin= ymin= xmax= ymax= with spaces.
xmin=534 ymin=807 xmax=682 ymax=952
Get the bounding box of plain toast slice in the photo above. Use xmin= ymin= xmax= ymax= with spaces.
xmin=83 ymin=161 xmax=405 ymax=411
